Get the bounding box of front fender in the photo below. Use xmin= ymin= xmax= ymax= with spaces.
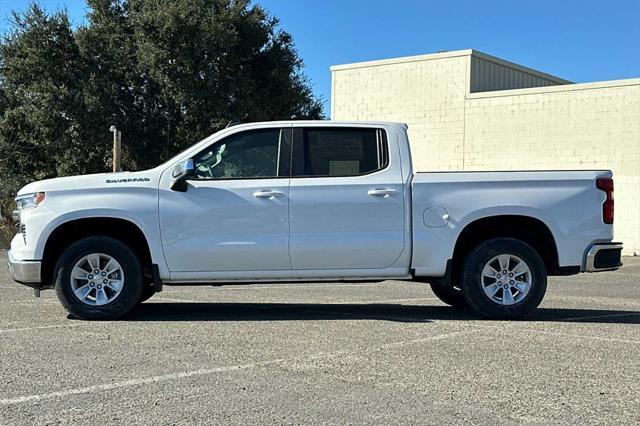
xmin=34 ymin=208 xmax=168 ymax=280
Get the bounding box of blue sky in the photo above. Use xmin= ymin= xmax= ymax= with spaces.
xmin=1 ymin=0 xmax=639 ymax=115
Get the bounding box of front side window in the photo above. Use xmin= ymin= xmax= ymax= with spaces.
xmin=292 ymin=128 xmax=388 ymax=177
xmin=193 ymin=129 xmax=282 ymax=179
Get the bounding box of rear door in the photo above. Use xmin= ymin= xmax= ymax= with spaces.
xmin=288 ymin=126 xmax=405 ymax=273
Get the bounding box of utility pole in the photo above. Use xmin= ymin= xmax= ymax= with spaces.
xmin=109 ymin=125 xmax=122 ymax=172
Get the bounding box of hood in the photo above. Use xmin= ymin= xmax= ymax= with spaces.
xmin=17 ymin=170 xmax=160 ymax=196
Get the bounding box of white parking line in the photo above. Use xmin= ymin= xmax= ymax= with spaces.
xmin=0 ymin=359 xmax=285 ymax=405
xmin=0 ymin=329 xmax=475 ymax=405
xmin=0 ymin=324 xmax=81 ymax=334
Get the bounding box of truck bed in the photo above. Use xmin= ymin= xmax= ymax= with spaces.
xmin=410 ymin=169 xmax=613 ymax=276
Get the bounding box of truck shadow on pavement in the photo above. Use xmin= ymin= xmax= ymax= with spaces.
xmin=124 ymin=302 xmax=640 ymax=324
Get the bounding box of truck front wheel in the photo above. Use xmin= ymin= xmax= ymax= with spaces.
xmin=54 ymin=236 xmax=144 ymax=320
xmin=461 ymin=238 xmax=547 ymax=320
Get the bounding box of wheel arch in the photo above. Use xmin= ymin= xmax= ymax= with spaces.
xmin=452 ymin=215 xmax=561 ymax=278
xmin=41 ymin=217 xmax=153 ymax=287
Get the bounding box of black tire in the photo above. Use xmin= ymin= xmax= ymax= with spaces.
xmin=54 ymin=236 xmax=144 ymax=320
xmin=461 ymin=238 xmax=547 ymax=320
xmin=429 ymin=283 xmax=468 ymax=308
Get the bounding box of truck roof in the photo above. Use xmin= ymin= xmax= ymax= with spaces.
xmin=226 ymin=120 xmax=408 ymax=129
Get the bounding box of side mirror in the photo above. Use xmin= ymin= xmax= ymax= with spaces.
xmin=170 ymin=159 xmax=195 ymax=192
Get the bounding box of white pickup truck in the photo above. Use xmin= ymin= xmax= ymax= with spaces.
xmin=8 ymin=121 xmax=622 ymax=320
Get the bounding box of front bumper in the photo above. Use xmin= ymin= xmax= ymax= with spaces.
xmin=584 ymin=242 xmax=623 ymax=272
xmin=7 ymin=250 xmax=42 ymax=286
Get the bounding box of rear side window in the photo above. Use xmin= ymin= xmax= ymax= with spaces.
xmin=291 ymin=128 xmax=388 ymax=177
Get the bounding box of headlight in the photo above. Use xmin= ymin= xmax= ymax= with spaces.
xmin=15 ymin=192 xmax=46 ymax=211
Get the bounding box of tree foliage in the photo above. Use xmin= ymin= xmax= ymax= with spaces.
xmin=0 ymin=0 xmax=322 ymax=221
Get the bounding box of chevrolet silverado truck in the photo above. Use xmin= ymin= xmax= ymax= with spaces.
xmin=8 ymin=121 xmax=622 ymax=320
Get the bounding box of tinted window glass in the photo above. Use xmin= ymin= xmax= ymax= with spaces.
xmin=193 ymin=129 xmax=281 ymax=179
xmin=293 ymin=128 xmax=387 ymax=177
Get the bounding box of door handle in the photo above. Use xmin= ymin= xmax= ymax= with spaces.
xmin=253 ymin=190 xmax=284 ymax=199
xmin=367 ymin=188 xmax=398 ymax=198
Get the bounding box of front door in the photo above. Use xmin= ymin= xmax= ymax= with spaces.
xmin=288 ymin=126 xmax=406 ymax=273
xmin=159 ymin=127 xmax=292 ymax=273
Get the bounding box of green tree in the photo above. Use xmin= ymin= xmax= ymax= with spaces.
xmin=0 ymin=0 xmax=322 ymax=226
xmin=127 ymin=0 xmax=322 ymax=161
xmin=0 ymin=4 xmax=86 ymax=221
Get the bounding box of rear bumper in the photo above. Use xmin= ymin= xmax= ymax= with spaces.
xmin=7 ymin=250 xmax=41 ymax=286
xmin=584 ymin=242 xmax=623 ymax=272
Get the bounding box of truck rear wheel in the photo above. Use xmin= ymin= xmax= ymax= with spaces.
xmin=54 ymin=236 xmax=144 ymax=320
xmin=461 ymin=238 xmax=547 ymax=320
xmin=429 ymin=283 xmax=468 ymax=308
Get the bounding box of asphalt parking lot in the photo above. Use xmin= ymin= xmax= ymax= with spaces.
xmin=1 ymin=251 xmax=638 ymax=425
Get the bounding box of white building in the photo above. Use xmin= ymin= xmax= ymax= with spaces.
xmin=331 ymin=49 xmax=640 ymax=255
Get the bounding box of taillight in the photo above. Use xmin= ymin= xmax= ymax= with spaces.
xmin=596 ymin=178 xmax=614 ymax=224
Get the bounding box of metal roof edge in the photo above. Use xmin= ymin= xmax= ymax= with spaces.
xmin=469 ymin=50 xmax=573 ymax=85
xmin=329 ymin=49 xmax=474 ymax=72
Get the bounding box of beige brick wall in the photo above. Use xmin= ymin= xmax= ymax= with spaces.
xmin=464 ymin=81 xmax=640 ymax=254
xmin=332 ymin=52 xmax=640 ymax=255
